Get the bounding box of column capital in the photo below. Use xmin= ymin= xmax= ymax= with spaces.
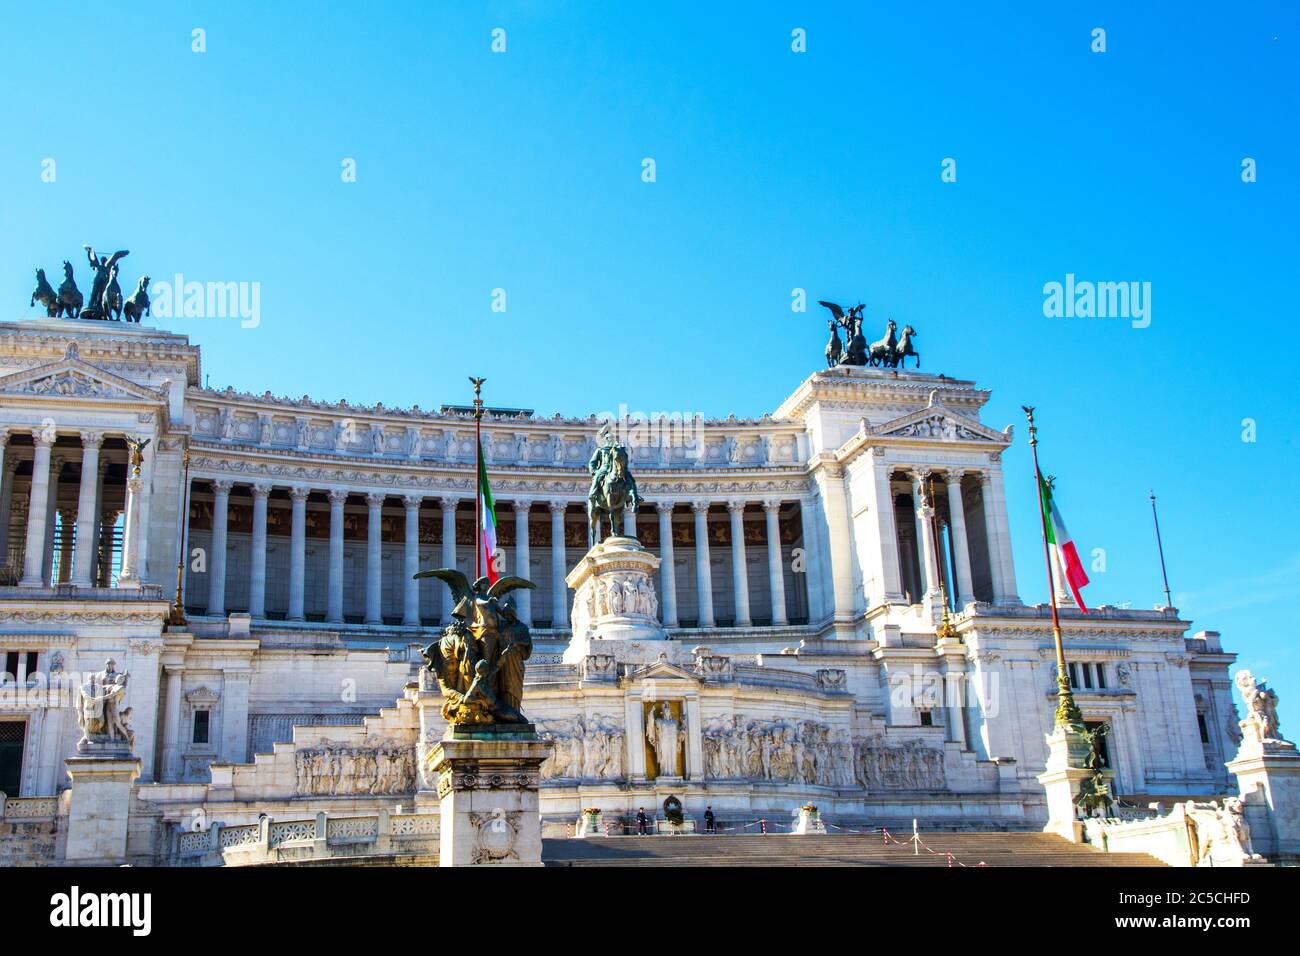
xmin=439 ymin=495 xmax=461 ymax=511
xmin=945 ymin=470 xmax=969 ymax=485
xmin=655 ymin=500 xmax=676 ymax=514
xmin=80 ymin=430 xmax=105 ymax=450
xmin=726 ymin=499 xmax=747 ymax=515
xmin=0 ymin=429 xmax=9 ymax=450
xmin=548 ymin=500 xmax=568 ymax=516
xmin=513 ymin=498 xmax=533 ymax=512
xmin=762 ymin=498 xmax=783 ymax=514
xmin=250 ymin=483 xmax=272 ymax=501
xmin=974 ymin=470 xmax=992 ymax=486
xmin=328 ymin=488 xmax=349 ymax=505
xmin=402 ymin=494 xmax=423 ymax=510
xmin=290 ymin=486 xmax=312 ymax=503
xmin=32 ymin=426 xmax=56 ymax=448
xmin=691 ymin=500 xmax=711 ymax=515
xmin=365 ymin=492 xmax=386 ymax=508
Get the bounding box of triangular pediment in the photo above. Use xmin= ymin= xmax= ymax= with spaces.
xmin=627 ymin=656 xmax=700 ymax=684
xmin=0 ymin=343 xmax=166 ymax=404
xmin=871 ymin=397 xmax=1010 ymax=444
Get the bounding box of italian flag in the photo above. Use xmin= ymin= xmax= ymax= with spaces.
xmin=477 ymin=439 xmax=499 ymax=584
xmin=1039 ymin=474 xmax=1089 ymax=612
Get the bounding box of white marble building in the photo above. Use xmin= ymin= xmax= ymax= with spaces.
xmin=0 ymin=316 xmax=1244 ymax=860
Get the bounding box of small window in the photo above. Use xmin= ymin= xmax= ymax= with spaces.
xmin=1067 ymin=662 xmax=1079 ymax=688
xmin=1082 ymin=663 xmax=1094 ymax=690
xmin=1095 ymin=664 xmax=1106 ymax=689
xmin=919 ymin=710 xmax=934 ymax=727
xmin=192 ymin=710 xmax=210 ymax=745
xmin=1197 ymin=713 xmax=1210 ymax=744
xmin=3 ymin=652 xmax=17 ymax=684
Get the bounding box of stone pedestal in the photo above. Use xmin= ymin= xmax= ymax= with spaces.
xmin=1227 ymin=738 xmax=1300 ymax=862
xmin=1036 ymin=726 xmax=1091 ymax=843
xmin=64 ymin=752 xmax=142 ymax=864
xmin=428 ymin=729 xmax=554 ymax=867
xmin=564 ymin=536 xmax=665 ymax=664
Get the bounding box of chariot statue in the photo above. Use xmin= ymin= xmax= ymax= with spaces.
xmin=587 ymin=425 xmax=642 ymax=542
xmin=416 ymin=569 xmax=536 ymax=726
xmin=28 ymin=245 xmax=155 ymax=322
xmin=815 ymin=299 xmax=921 ymax=369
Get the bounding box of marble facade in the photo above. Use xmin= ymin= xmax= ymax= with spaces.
xmin=0 ymin=316 xmax=1255 ymax=864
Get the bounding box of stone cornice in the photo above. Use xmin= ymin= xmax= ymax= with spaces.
xmin=187 ymin=447 xmax=813 ymax=500
xmin=187 ymin=384 xmax=799 ymax=430
xmin=0 ymin=318 xmax=200 ymax=385
xmin=773 ymin=365 xmax=989 ymax=422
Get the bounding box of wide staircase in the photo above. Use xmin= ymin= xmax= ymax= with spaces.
xmin=541 ymin=832 xmax=1166 ymax=867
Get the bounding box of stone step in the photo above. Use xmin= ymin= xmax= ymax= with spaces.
xmin=541 ymin=833 xmax=1166 ymax=867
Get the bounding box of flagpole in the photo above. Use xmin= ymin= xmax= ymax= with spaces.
xmin=1149 ymin=490 xmax=1173 ymax=609
xmin=1022 ymin=406 xmax=1082 ymax=730
xmin=470 ymin=376 xmax=485 ymax=580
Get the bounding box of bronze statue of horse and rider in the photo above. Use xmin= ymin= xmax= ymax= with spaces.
xmin=587 ymin=430 xmax=642 ymax=543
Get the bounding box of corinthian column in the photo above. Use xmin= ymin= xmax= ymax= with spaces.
xmin=19 ymin=428 xmax=54 ymax=586
xmin=208 ymin=480 xmax=232 ymax=615
xmin=119 ymin=461 xmax=146 ymax=587
xmin=911 ymin=471 xmax=941 ymax=602
xmin=71 ymin=431 xmax=103 ymax=586
xmin=288 ymin=487 xmax=309 ymax=621
xmin=945 ymin=472 xmax=975 ymax=607
xmin=763 ymin=499 xmax=788 ymax=626
xmin=513 ymin=499 xmax=532 ymax=625
xmin=403 ymin=494 xmax=422 ymax=626
xmin=327 ymin=489 xmax=346 ymax=623
xmin=248 ymin=483 xmax=270 ymax=618
xmin=727 ymin=500 xmax=751 ymax=627
xmin=549 ymin=501 xmax=569 ymax=628
xmin=365 ymin=493 xmax=384 ymax=624
xmin=692 ymin=501 xmax=715 ymax=627
xmin=439 ymin=496 xmax=459 ymax=624
xmin=656 ymin=501 xmax=678 ymax=626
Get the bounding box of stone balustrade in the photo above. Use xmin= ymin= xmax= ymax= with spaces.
xmin=171 ymin=808 xmax=439 ymax=866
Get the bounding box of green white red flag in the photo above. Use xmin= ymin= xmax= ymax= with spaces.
xmin=477 ymin=439 xmax=499 ymax=584
xmin=1038 ymin=474 xmax=1089 ymax=612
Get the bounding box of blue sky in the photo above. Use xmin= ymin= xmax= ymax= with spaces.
xmin=2 ymin=2 xmax=1297 ymax=724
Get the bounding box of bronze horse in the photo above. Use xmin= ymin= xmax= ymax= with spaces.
xmin=57 ymin=261 xmax=83 ymax=318
xmin=588 ymin=444 xmax=640 ymax=542
xmin=31 ymin=269 xmax=59 ymax=316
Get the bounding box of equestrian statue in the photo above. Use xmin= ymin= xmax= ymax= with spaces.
xmin=587 ymin=425 xmax=642 ymax=543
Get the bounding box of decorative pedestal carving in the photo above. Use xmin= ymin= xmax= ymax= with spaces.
xmin=564 ymin=536 xmax=664 ymax=664
xmin=1036 ymin=726 xmax=1091 ymax=843
xmin=64 ymin=754 xmax=142 ymax=864
xmin=1228 ymin=739 xmax=1300 ymax=862
xmin=428 ymin=731 xmax=554 ymax=867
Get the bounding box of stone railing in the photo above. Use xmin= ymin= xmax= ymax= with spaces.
xmin=1083 ymin=802 xmax=1271 ymax=868
xmin=171 ymin=809 xmax=439 ymax=866
xmin=1 ymin=796 xmax=61 ymax=820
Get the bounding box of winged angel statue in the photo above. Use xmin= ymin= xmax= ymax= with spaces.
xmin=415 ymin=569 xmax=537 ymax=725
